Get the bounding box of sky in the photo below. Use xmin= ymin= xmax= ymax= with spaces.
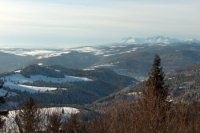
xmin=0 ymin=0 xmax=199 ymax=48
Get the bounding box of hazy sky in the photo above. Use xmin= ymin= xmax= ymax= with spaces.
xmin=0 ymin=0 xmax=199 ymax=48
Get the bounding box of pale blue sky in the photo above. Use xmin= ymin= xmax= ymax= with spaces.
xmin=0 ymin=0 xmax=199 ymax=48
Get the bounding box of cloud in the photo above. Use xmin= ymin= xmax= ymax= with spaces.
xmin=0 ymin=0 xmax=199 ymax=48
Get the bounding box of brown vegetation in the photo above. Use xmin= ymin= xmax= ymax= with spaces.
xmin=46 ymin=112 xmax=62 ymax=133
xmin=15 ymin=97 xmax=41 ymax=133
xmin=83 ymin=55 xmax=200 ymax=133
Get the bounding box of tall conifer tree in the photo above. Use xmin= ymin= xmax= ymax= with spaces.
xmin=0 ymin=97 xmax=5 ymax=129
xmin=145 ymin=55 xmax=168 ymax=103
xmin=142 ymin=55 xmax=169 ymax=132
xmin=0 ymin=81 xmax=6 ymax=129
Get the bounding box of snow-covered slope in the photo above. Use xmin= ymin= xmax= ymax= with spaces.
xmin=3 ymin=82 xmax=61 ymax=93
xmin=0 ymin=46 xmax=103 ymax=59
xmin=3 ymin=73 xmax=92 ymax=84
xmin=0 ymin=49 xmax=69 ymax=59
xmin=1 ymin=72 xmax=92 ymax=93
xmin=3 ymin=107 xmax=79 ymax=132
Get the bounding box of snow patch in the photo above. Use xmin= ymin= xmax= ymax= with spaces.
xmin=14 ymin=70 xmax=21 ymax=73
xmin=3 ymin=107 xmax=79 ymax=132
xmin=91 ymin=63 xmax=114 ymax=69
xmin=55 ymin=69 xmax=61 ymax=72
xmin=127 ymin=92 xmax=142 ymax=96
xmin=103 ymin=54 xmax=116 ymax=57
xmin=1 ymin=74 xmax=92 ymax=93
xmin=71 ymin=46 xmax=104 ymax=55
xmin=83 ymin=68 xmax=95 ymax=71
xmin=3 ymin=82 xmax=58 ymax=93
xmin=119 ymin=48 xmax=138 ymax=54
xmin=0 ymin=49 xmax=71 ymax=59
xmin=3 ymin=74 xmax=92 ymax=84
xmin=38 ymin=63 xmax=43 ymax=66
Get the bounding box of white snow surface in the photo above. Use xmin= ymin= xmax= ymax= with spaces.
xmin=0 ymin=47 xmax=104 ymax=59
xmin=119 ymin=37 xmax=137 ymax=44
xmin=71 ymin=46 xmax=104 ymax=55
xmin=3 ymin=82 xmax=59 ymax=93
xmin=0 ymin=49 xmax=70 ymax=59
xmin=14 ymin=70 xmax=21 ymax=73
xmin=119 ymin=36 xmax=178 ymax=45
xmin=91 ymin=63 xmax=114 ymax=69
xmin=2 ymin=74 xmax=92 ymax=93
xmin=37 ymin=63 xmax=43 ymax=66
xmin=0 ymin=37 xmax=199 ymax=59
xmin=3 ymin=74 xmax=92 ymax=84
xmin=118 ymin=48 xmax=138 ymax=54
xmin=127 ymin=92 xmax=142 ymax=96
xmin=3 ymin=107 xmax=79 ymax=132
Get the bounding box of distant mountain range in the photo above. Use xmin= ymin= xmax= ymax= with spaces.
xmin=1 ymin=36 xmax=200 ymax=110
xmin=0 ymin=36 xmax=200 ymax=80
xmin=119 ymin=36 xmax=200 ymax=45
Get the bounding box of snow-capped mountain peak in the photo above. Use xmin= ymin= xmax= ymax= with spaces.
xmin=119 ymin=36 xmax=200 ymax=46
xmin=144 ymin=36 xmax=178 ymax=44
xmin=119 ymin=37 xmax=137 ymax=44
xmin=119 ymin=36 xmax=178 ymax=45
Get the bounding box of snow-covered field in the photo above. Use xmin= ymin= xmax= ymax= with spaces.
xmin=3 ymin=82 xmax=59 ymax=93
xmin=0 ymin=45 xmax=142 ymax=64
xmin=3 ymin=107 xmax=79 ymax=132
xmin=1 ymin=73 xmax=92 ymax=93
xmin=0 ymin=46 xmax=104 ymax=59
xmin=0 ymin=45 xmax=138 ymax=59
xmin=71 ymin=46 xmax=104 ymax=55
xmin=3 ymin=74 xmax=92 ymax=84
xmin=0 ymin=49 xmax=70 ymax=59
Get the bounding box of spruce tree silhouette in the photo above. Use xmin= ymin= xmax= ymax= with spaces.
xmin=145 ymin=54 xmax=168 ymax=103
xmin=0 ymin=81 xmax=7 ymax=129
xmin=142 ymin=55 xmax=169 ymax=132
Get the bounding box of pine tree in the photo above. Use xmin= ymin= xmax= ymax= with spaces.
xmin=145 ymin=54 xmax=168 ymax=103
xmin=15 ymin=97 xmax=41 ymax=133
xmin=141 ymin=55 xmax=169 ymax=132
xmin=0 ymin=80 xmax=7 ymax=129
xmin=0 ymin=96 xmax=5 ymax=129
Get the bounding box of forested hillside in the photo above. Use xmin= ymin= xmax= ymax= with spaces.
xmin=1 ymin=55 xmax=200 ymax=133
